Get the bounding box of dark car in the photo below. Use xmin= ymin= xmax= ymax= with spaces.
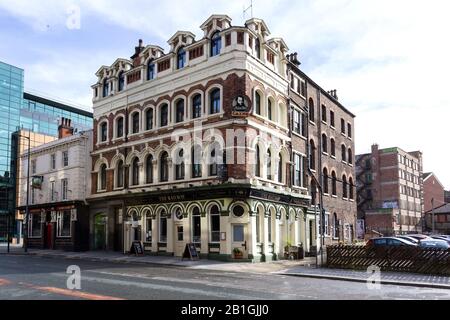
xmin=419 ymin=239 xmax=450 ymax=250
xmin=396 ymin=235 xmax=419 ymax=245
xmin=430 ymin=235 xmax=450 ymax=244
xmin=406 ymin=234 xmax=430 ymax=241
xmin=367 ymin=237 xmax=417 ymax=247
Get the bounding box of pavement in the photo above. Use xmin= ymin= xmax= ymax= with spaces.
xmin=1 ymin=254 xmax=450 ymax=300
xmin=278 ymin=265 xmax=450 ymax=290
xmin=2 ymin=245 xmax=450 ymax=290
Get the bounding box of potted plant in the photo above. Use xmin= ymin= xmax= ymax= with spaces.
xmin=233 ymin=247 xmax=243 ymax=259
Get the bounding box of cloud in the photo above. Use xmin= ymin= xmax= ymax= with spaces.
xmin=1 ymin=0 xmax=450 ymax=187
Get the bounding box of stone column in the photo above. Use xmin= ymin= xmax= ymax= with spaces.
xmin=166 ymin=212 xmax=174 ymax=254
xmin=200 ymin=211 xmax=208 ymax=255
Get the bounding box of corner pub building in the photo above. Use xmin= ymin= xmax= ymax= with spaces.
xmin=87 ymin=14 xmax=356 ymax=262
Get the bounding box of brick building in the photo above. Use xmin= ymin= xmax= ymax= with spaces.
xmin=356 ymin=144 xmax=424 ymax=236
xmin=422 ymin=172 xmax=445 ymax=213
xmin=87 ymin=14 xmax=356 ymax=261
xmin=286 ymin=55 xmax=356 ymax=246
xmin=424 ymin=203 xmax=450 ymax=235
xmin=17 ymin=120 xmax=92 ymax=251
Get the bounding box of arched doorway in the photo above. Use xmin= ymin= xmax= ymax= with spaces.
xmin=94 ymin=213 xmax=107 ymax=250
xmin=124 ymin=209 xmax=142 ymax=252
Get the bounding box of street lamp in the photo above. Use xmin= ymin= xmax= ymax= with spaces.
xmin=17 ymin=133 xmax=31 ymax=253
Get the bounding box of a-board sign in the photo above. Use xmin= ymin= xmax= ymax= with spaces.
xmin=130 ymin=241 xmax=144 ymax=256
xmin=182 ymin=243 xmax=199 ymax=261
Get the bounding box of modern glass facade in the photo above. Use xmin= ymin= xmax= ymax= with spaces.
xmin=0 ymin=60 xmax=93 ymax=242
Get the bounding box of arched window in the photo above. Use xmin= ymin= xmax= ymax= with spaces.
xmin=321 ymin=105 xmax=327 ymax=122
xmin=322 ymin=134 xmax=328 ymax=154
xmin=100 ymin=122 xmax=107 ymax=142
xmin=116 ymin=117 xmax=124 ymax=138
xmin=332 ymin=171 xmax=337 ymax=196
xmin=192 ymin=207 xmax=201 ymax=243
xmin=211 ymin=31 xmax=221 ymax=57
xmin=147 ymin=62 xmax=155 ymax=80
xmin=268 ymin=99 xmax=272 ymax=121
xmin=210 ymin=205 xmax=220 ymax=242
xmin=192 ymin=94 xmax=202 ymax=119
xmin=323 ymin=168 xmax=329 ymax=194
xmin=255 ymin=38 xmax=261 ymax=60
xmin=192 ymin=145 xmax=202 ymax=178
xmin=210 ymin=88 xmax=220 ymax=114
xmin=118 ymin=71 xmax=125 ymax=92
xmin=255 ymin=145 xmax=261 ymax=177
xmin=102 ymin=79 xmax=109 ymax=97
xmin=145 ymin=108 xmax=153 ymax=130
xmin=349 ymin=177 xmax=354 ymax=200
xmin=348 ymin=148 xmax=353 ymax=165
xmin=175 ymin=149 xmax=185 ymax=180
xmin=99 ymin=164 xmax=107 ymax=190
xmin=331 ymin=138 xmax=336 ymax=157
xmin=131 ymin=157 xmax=139 ymax=186
xmin=341 ymin=144 xmax=347 ymax=162
xmin=116 ymin=160 xmax=124 ymax=188
xmin=175 ymin=99 xmax=184 ymax=123
xmin=333 ymin=213 xmax=339 ymax=238
xmin=177 ymin=47 xmax=186 ymax=69
xmin=159 ymin=210 xmax=167 ymax=243
xmin=146 ymin=155 xmax=153 ymax=184
xmin=160 ymin=104 xmax=168 ymax=127
xmin=308 ymin=98 xmax=315 ymax=122
xmin=255 ymin=91 xmax=261 ymax=115
xmin=278 ymin=153 xmax=283 ymax=183
xmin=160 ymin=152 xmax=169 ymax=182
xmin=342 ymin=175 xmax=348 ymax=199
xmin=309 ymin=140 xmax=316 ymax=170
xmin=209 ymin=143 xmax=220 ymax=176
xmin=266 ymin=149 xmax=272 ymax=180
xmin=131 ymin=112 xmax=139 ymax=134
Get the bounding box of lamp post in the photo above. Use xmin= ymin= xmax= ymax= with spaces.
xmin=18 ymin=133 xmax=31 ymax=253
xmin=431 ymin=198 xmax=435 ymax=235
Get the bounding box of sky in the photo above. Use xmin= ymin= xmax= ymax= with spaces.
xmin=1 ymin=0 xmax=449 ymax=189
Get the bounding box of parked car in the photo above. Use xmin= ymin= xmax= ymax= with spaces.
xmin=430 ymin=235 xmax=450 ymax=244
xmin=418 ymin=239 xmax=450 ymax=250
xmin=406 ymin=234 xmax=430 ymax=241
xmin=395 ymin=235 xmax=420 ymax=244
xmin=367 ymin=237 xmax=417 ymax=247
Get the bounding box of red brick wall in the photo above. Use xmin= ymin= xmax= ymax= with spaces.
xmin=423 ymin=175 xmax=445 ymax=212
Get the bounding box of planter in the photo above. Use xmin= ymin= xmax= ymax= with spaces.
xmin=233 ymin=253 xmax=243 ymax=259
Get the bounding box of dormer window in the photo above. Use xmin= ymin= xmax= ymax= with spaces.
xmin=255 ymin=38 xmax=261 ymax=60
xmin=147 ymin=62 xmax=155 ymax=80
xmin=102 ymin=79 xmax=109 ymax=97
xmin=118 ymin=71 xmax=125 ymax=92
xmin=177 ymin=47 xmax=186 ymax=69
xmin=211 ymin=32 xmax=221 ymax=57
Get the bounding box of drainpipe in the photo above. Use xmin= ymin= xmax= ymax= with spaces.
xmin=122 ymin=95 xmax=129 ymax=254
xmin=316 ymin=88 xmax=325 ymax=266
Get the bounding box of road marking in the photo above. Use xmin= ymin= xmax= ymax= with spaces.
xmin=0 ymin=278 xmax=12 ymax=286
xmin=19 ymin=283 xmax=124 ymax=300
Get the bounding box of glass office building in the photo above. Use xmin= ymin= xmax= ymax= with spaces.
xmin=0 ymin=60 xmax=93 ymax=241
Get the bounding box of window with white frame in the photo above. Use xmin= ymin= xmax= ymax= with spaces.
xmin=31 ymin=159 xmax=36 ymax=174
xmin=57 ymin=210 xmax=71 ymax=237
xmin=29 ymin=213 xmax=41 ymax=237
xmin=62 ymin=151 xmax=69 ymax=167
xmin=50 ymin=153 xmax=56 ymax=170
xmin=210 ymin=205 xmax=220 ymax=243
xmin=293 ymin=153 xmax=304 ymax=187
xmin=50 ymin=181 xmax=56 ymax=201
xmin=61 ymin=178 xmax=68 ymax=200
xmin=324 ymin=213 xmax=330 ymax=236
